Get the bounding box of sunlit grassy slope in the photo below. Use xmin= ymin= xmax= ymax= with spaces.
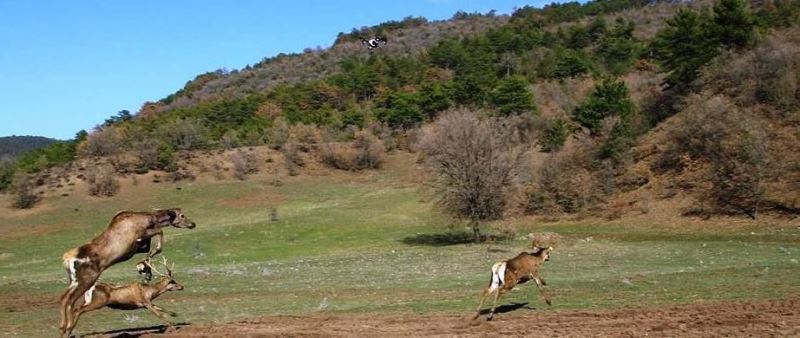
xmin=1 ymin=153 xmax=798 ymax=336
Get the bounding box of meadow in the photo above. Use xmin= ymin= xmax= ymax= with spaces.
xmin=1 ymin=153 xmax=798 ymax=337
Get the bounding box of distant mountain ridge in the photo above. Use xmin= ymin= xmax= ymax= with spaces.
xmin=0 ymin=136 xmax=58 ymax=159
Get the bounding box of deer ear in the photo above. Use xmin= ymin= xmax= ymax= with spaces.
xmin=153 ymin=210 xmax=171 ymax=225
xmin=167 ymin=209 xmax=178 ymax=223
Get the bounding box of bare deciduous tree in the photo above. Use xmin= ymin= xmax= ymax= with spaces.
xmin=418 ymin=108 xmax=525 ymax=242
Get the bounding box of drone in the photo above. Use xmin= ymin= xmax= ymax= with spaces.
xmin=361 ymin=36 xmax=388 ymax=50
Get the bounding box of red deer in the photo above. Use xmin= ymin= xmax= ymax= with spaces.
xmin=62 ymin=257 xmax=184 ymax=338
xmin=473 ymin=246 xmax=553 ymax=321
xmin=59 ymin=208 xmax=195 ymax=337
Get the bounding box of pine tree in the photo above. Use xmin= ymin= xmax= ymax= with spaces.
xmin=491 ymin=75 xmax=536 ymax=116
xmin=572 ymin=78 xmax=633 ymax=134
xmin=651 ymin=9 xmax=718 ymax=90
xmin=599 ymin=18 xmax=638 ymax=75
xmin=712 ymin=0 xmax=755 ymax=48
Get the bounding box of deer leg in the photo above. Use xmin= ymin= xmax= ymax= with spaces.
xmin=66 ymin=287 xmax=109 ymax=337
xmin=66 ymin=306 xmax=89 ymax=338
xmin=473 ymin=288 xmax=492 ymax=320
xmin=533 ymin=277 xmax=551 ymax=306
xmin=487 ymin=289 xmax=506 ymax=321
xmin=145 ymin=302 xmax=175 ymax=325
xmin=61 ymin=266 xmax=100 ymax=337
xmin=146 ymin=231 xmax=163 ymax=259
xmin=60 ymin=284 xmax=86 ymax=338
xmin=136 ymin=232 xmax=163 ymax=280
xmin=59 ymin=285 xmax=77 ymax=331
xmin=152 ymin=304 xmax=178 ymax=317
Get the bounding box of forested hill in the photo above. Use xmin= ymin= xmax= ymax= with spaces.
xmin=91 ymin=0 xmax=676 ymax=144
xmin=4 ymin=0 xmax=799 ymax=218
xmin=0 ymin=136 xmax=57 ymax=159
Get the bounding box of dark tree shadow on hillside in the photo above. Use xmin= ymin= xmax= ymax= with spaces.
xmin=477 ymin=302 xmax=535 ymax=315
xmin=401 ymin=231 xmax=513 ymax=246
xmin=83 ymin=323 xmax=189 ymax=338
xmin=401 ymin=231 xmax=478 ymax=246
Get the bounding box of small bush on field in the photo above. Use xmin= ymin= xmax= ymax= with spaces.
xmin=134 ymin=140 xmax=177 ymax=173
xmin=321 ymin=131 xmax=385 ymax=170
xmin=158 ymin=118 xmax=210 ymax=150
xmin=282 ymin=142 xmax=303 ymax=176
xmin=230 ymin=150 xmax=259 ymax=180
xmin=107 ymin=156 xmax=128 ymax=174
xmin=87 ymin=167 xmax=120 ymax=197
xmin=212 ymin=161 xmax=225 ymax=180
xmin=267 ymin=117 xmax=290 ymax=150
xmin=11 ymin=175 xmax=39 ymax=209
xmin=288 ymin=123 xmax=322 ymax=152
xmin=220 ymin=131 xmax=240 ymax=150
xmin=368 ymin=122 xmax=398 ymax=152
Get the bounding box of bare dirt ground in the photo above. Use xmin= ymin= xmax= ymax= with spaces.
xmin=93 ymin=298 xmax=799 ymax=337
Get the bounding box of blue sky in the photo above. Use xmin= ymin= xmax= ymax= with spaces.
xmin=0 ymin=0 xmax=546 ymax=139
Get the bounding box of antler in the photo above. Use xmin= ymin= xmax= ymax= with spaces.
xmin=149 ymin=256 xmax=172 ymax=278
xmin=165 ymin=257 xmax=175 ymax=277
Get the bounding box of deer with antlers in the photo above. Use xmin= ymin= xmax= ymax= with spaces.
xmin=61 ymin=257 xmax=184 ymax=338
xmin=473 ymin=246 xmax=554 ymax=321
xmin=59 ymin=208 xmax=196 ymax=337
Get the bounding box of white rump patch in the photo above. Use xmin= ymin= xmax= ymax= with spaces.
xmin=84 ymin=284 xmax=96 ymax=304
xmin=67 ymin=257 xmax=90 ymax=286
xmin=489 ymin=262 xmax=507 ymax=292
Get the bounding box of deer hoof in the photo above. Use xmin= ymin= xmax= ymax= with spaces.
xmin=486 ymin=313 xmax=494 ymax=321
xmin=546 ymin=299 xmax=552 ymax=306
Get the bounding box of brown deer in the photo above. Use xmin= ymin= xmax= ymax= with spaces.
xmin=59 ymin=208 xmax=196 ymax=337
xmin=473 ymin=246 xmax=553 ymax=321
xmin=62 ymin=257 xmax=184 ymax=338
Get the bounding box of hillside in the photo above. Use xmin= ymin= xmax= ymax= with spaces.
xmin=0 ymin=136 xmax=57 ymax=159
xmin=3 ymin=0 xmax=799 ymax=222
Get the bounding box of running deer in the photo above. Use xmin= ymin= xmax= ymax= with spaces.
xmin=473 ymin=246 xmax=553 ymax=321
xmin=59 ymin=208 xmax=196 ymax=337
xmin=62 ymin=257 xmax=184 ymax=338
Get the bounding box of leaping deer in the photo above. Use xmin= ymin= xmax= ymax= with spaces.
xmin=62 ymin=257 xmax=184 ymax=338
xmin=59 ymin=208 xmax=196 ymax=337
xmin=473 ymin=246 xmax=553 ymax=321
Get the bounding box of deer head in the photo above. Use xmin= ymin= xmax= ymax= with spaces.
xmin=147 ymin=257 xmax=184 ymax=291
xmin=155 ymin=208 xmax=197 ymax=229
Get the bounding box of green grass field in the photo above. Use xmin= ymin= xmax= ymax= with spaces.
xmin=1 ymin=154 xmax=798 ymax=336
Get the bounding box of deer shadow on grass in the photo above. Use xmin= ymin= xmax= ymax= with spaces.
xmin=401 ymin=232 xmax=512 ymax=246
xmin=477 ymin=302 xmax=536 ymax=315
xmin=83 ymin=323 xmax=189 ymax=338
